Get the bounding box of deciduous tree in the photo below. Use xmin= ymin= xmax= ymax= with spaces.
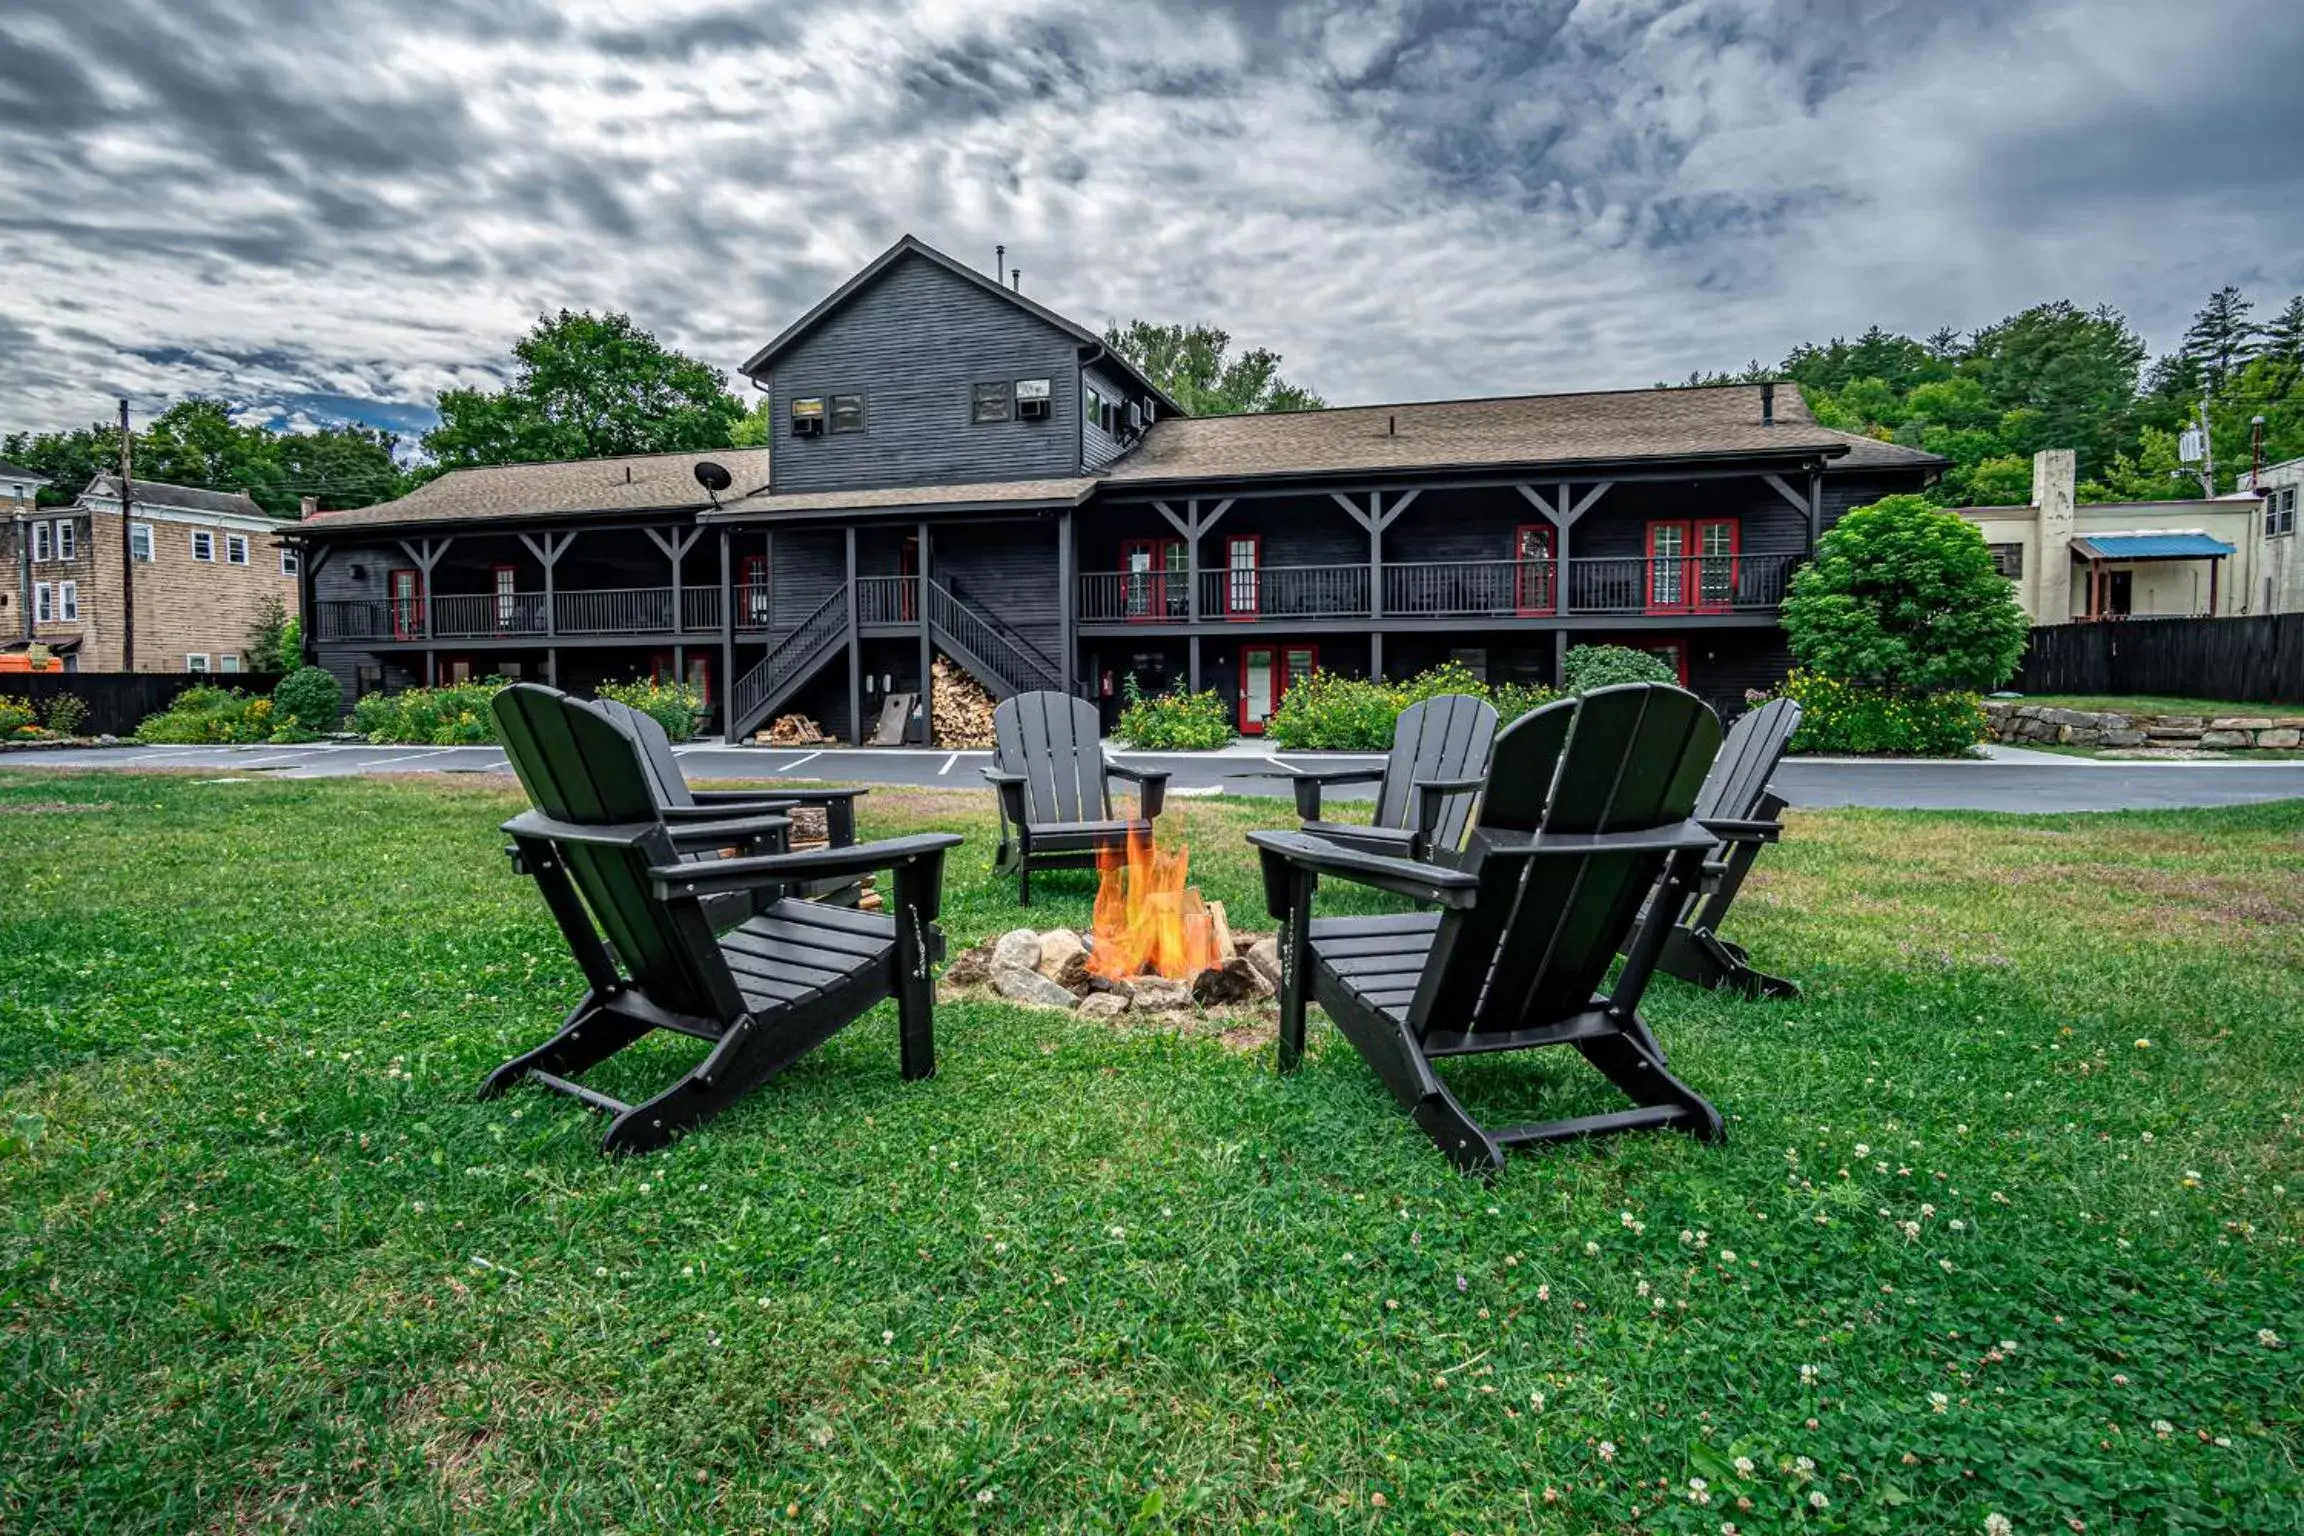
xmin=1102 ymin=321 xmax=1323 ymax=416
xmin=1780 ymin=495 xmax=2028 ymax=692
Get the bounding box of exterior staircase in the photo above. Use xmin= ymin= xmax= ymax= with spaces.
xmin=727 ymin=587 xmax=849 ymax=741
xmin=926 ymin=579 xmax=1066 ymax=701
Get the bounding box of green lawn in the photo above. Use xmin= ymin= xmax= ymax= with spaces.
xmin=2 ymin=772 xmax=2299 ymax=1534
xmin=2002 ymin=694 xmax=2303 ymax=717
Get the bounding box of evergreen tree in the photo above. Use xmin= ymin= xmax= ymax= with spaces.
xmin=2179 ymin=285 xmax=2260 ymax=392
xmin=2262 ymin=295 xmax=2304 ymax=368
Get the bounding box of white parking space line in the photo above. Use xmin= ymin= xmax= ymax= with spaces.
xmin=939 ymin=752 xmax=959 ymax=775
xmin=773 ymin=751 xmax=822 ymax=774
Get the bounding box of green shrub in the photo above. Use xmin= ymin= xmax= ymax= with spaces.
xmin=1562 ymin=644 xmax=1679 ymax=693
xmin=40 ymin=694 xmax=90 ymax=737
xmin=267 ymin=723 xmax=321 ymax=745
xmin=352 ymin=679 xmax=509 ymax=745
xmin=133 ymin=686 xmax=275 ymax=745
xmin=1776 ymin=668 xmax=1987 ymax=756
xmin=0 ymin=696 xmax=35 ymax=737
xmin=272 ymin=666 xmax=345 ymax=733
xmin=1265 ymin=664 xmax=1561 ymax=751
xmin=1781 ymin=493 xmax=2028 ymax=691
xmin=597 ymin=676 xmax=705 ymax=744
xmin=1115 ymin=685 xmax=1232 ymax=750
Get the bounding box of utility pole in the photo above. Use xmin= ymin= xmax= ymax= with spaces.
xmin=2196 ymin=396 xmax=2216 ymax=501
xmin=117 ymin=400 xmax=139 ymax=672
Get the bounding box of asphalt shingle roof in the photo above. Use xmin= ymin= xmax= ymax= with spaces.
xmin=1103 ymin=383 xmax=1944 ymax=485
xmin=302 ymin=449 xmax=773 ymax=531
xmin=0 ymin=459 xmax=50 ymax=485
xmin=82 ymin=474 xmax=270 ymax=519
xmin=710 ymin=476 xmax=1098 ymax=519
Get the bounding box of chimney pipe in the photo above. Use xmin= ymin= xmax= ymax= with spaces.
xmin=299 ymin=494 xmax=318 ymax=519
xmin=1761 ymin=382 xmax=1776 ymax=426
xmin=1011 ymin=267 xmax=1021 ymax=292
xmin=995 ymin=243 xmax=1005 ymax=278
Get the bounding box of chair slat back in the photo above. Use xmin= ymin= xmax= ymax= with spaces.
xmin=1695 ymin=697 xmax=1801 ymax=823
xmin=494 ymin=685 xmax=735 ymax=1020
xmin=596 ymin=698 xmax=698 ymax=810
xmin=1412 ymin=685 xmax=1720 ymax=1034
xmin=993 ymin=691 xmax=1111 ymax=825
xmin=1373 ymin=693 xmax=1498 ymax=847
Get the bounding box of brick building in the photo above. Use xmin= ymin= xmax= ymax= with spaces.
xmin=4 ymin=474 xmax=300 ymax=673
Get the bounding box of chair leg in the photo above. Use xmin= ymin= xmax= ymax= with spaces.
xmin=1323 ymin=994 xmax=1505 ymax=1176
xmin=1017 ymin=864 xmax=1031 ymax=906
xmin=1275 ymin=869 xmax=1312 ymax=1074
xmin=1573 ymin=1023 xmax=1726 ymax=1144
xmin=477 ymin=996 xmax=646 ymax=1100
xmin=1658 ymin=925 xmax=1801 ymax=1001
xmin=890 ymin=875 xmax=938 ymax=1083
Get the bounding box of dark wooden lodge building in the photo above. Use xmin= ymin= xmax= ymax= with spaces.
xmin=298 ymin=236 xmax=1941 ymax=739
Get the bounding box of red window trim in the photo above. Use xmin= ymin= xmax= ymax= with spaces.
xmin=1120 ymin=537 xmax=1182 ymax=621
xmin=740 ymin=555 xmax=770 ymax=625
xmin=898 ymin=535 xmax=920 ymax=622
xmin=1513 ymin=522 xmax=1556 ymax=615
xmin=491 ymin=564 xmax=517 ymax=628
xmin=650 ymin=651 xmax=714 ymax=698
xmin=1646 ymin=519 xmax=1740 ymax=613
xmin=1237 ymin=642 xmax=1317 ymax=734
xmin=1223 ymin=534 xmax=1261 ymax=618
xmin=389 ymin=567 xmax=424 ymax=640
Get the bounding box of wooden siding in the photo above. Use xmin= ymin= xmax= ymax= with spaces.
xmin=931 ymin=518 xmax=1063 ymax=663
xmin=1081 ymin=362 xmax=1153 ymax=473
xmin=767 ymin=253 xmax=1087 ymax=494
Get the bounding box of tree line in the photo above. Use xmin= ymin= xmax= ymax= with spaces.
xmin=1678 ymin=286 xmax=2304 ymax=506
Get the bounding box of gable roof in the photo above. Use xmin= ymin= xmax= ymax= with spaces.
xmin=1101 ymin=382 xmax=1945 ymax=487
xmin=81 ymin=474 xmax=271 ymax=520
xmin=708 ymin=474 xmax=1098 ymax=522
xmin=300 ymin=448 xmax=774 ymax=532
xmin=737 ymin=234 xmax=1182 ymax=416
xmin=0 ymin=459 xmax=51 ymax=486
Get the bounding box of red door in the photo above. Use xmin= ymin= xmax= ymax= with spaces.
xmin=1645 ymin=522 xmax=1688 ymax=613
xmin=389 ymin=568 xmax=424 ymax=639
xmin=899 ymin=534 xmax=920 ymax=621
xmin=1121 ymin=538 xmax=1183 ymax=620
xmin=740 ymin=555 xmax=769 ymax=627
xmin=1238 ymin=643 xmax=1317 ymax=734
xmin=1693 ymin=519 xmax=1739 ymax=612
xmin=493 ymin=564 xmax=518 ymax=629
xmin=1513 ymin=523 xmax=1556 ymax=615
xmin=1223 ymin=535 xmax=1261 ymax=618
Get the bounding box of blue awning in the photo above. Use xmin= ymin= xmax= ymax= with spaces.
xmin=2070 ymin=532 xmax=2235 ymax=560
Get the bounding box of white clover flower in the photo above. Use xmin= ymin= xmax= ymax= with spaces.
xmin=2258 ymin=1328 xmax=2282 ymax=1347
xmin=1809 ymin=1491 xmax=1830 ymax=1509
xmin=1537 ymin=1284 xmax=1552 ymax=1301
xmin=1854 ymin=1144 xmax=1870 ymax=1158
xmin=881 ymin=1329 xmax=894 ymax=1344
xmin=976 ymin=1488 xmax=994 ymax=1505
xmin=1585 ymin=1241 xmax=1601 ymax=1256
xmin=1733 ymin=1455 xmax=1755 ymax=1476
xmin=1984 ymin=1516 xmax=2013 ymax=1536
xmin=1597 ymin=1441 xmax=1617 ymax=1461
xmin=2152 ymin=1419 xmax=2174 ymax=1436
xmin=1799 ymin=1363 xmax=1818 ymax=1384
xmin=1795 ymin=1456 xmax=1815 ymax=1474
xmin=1929 ymin=1391 xmax=1950 ymax=1412
xmin=1719 ymin=1249 xmax=1737 ymax=1264
xmin=1949 ymin=1219 xmax=1966 ymax=1231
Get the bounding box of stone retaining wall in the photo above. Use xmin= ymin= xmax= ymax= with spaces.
xmin=1983 ymin=701 xmax=2304 ymax=751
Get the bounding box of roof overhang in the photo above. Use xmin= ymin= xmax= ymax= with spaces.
xmin=704 ymin=488 xmax=1094 ymax=525
xmin=1098 ymin=442 xmax=1855 ymax=500
xmin=2070 ymin=533 xmax=2236 ymax=561
xmin=292 ymin=500 xmax=719 ymax=540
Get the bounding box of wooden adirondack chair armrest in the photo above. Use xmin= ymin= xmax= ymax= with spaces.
xmin=1697 ymin=816 xmax=1783 ymax=844
xmin=1473 ymin=821 xmax=1724 ymax=859
xmin=1106 ymin=762 xmax=1169 ymax=820
xmin=736 ymin=785 xmax=866 ymax=844
xmin=502 ymin=811 xmax=660 ymax=848
xmin=659 ymin=800 xmax=792 ymax=821
xmin=661 ymin=813 xmax=791 ymax=851
xmin=648 ymin=832 xmax=965 ymax=899
xmin=1247 ymin=828 xmax=1481 ymax=917
xmin=1230 ymin=764 xmax=1384 ymax=823
xmin=1411 ymin=775 xmax=1486 ymax=834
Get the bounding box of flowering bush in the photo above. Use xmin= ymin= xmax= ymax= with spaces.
xmin=1114 ymin=684 xmax=1232 ymax=750
xmin=351 ymin=679 xmax=509 ymax=745
xmin=597 ymin=676 xmax=705 ymax=743
xmin=0 ymin=696 xmax=35 ymax=738
xmin=1265 ymin=662 xmax=1559 ymax=750
xmin=1774 ymin=668 xmax=1987 ymax=756
xmin=133 ymin=687 xmax=276 ymax=744
xmin=41 ymin=693 xmax=90 ymax=737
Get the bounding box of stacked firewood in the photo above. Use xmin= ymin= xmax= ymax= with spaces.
xmin=758 ymin=714 xmax=825 ymax=746
xmin=930 ymin=656 xmax=998 ymax=747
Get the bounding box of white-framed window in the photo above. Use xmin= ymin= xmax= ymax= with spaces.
xmin=2269 ymin=486 xmax=2298 ymax=538
xmin=8 ymin=483 xmax=23 ymax=501
xmin=190 ymin=529 xmax=215 ymax=561
xmin=57 ymin=580 xmax=77 ymax=620
xmin=280 ymin=546 xmax=299 ymax=575
xmin=185 ymin=653 xmax=210 ymax=673
xmin=55 ymin=520 xmax=75 ymax=560
xmin=219 ymin=653 xmax=240 ymax=674
xmin=33 ymin=582 xmax=52 ymax=622
xmin=30 ymin=521 xmax=50 ymax=562
xmin=226 ymin=533 xmax=250 ymax=565
xmin=130 ymin=522 xmax=154 ymax=562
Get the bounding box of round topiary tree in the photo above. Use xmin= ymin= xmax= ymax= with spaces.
xmin=272 ymin=665 xmax=346 ymax=733
xmin=1780 ymin=495 xmax=2028 ymax=692
xmin=1562 ymin=644 xmax=1679 ymax=693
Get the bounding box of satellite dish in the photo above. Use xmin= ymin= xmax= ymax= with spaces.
xmin=693 ymin=460 xmax=732 ymax=509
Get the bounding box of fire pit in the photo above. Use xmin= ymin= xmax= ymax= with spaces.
xmin=941 ymin=830 xmax=1280 ymax=1018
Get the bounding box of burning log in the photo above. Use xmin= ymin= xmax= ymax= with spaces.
xmin=1087 ymin=828 xmax=1224 ymax=983
xmin=1190 ymin=956 xmax=1264 ymax=1008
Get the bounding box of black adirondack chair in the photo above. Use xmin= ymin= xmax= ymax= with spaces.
xmin=1236 ymin=693 xmax=1499 ymax=864
xmin=598 ymin=696 xmax=870 ymax=916
xmin=483 ymin=684 xmax=962 ymax=1155
xmin=1248 ymin=683 xmax=1728 ymax=1175
xmin=1640 ymin=695 xmax=1805 ymax=999
xmin=985 ymin=691 xmax=1168 ymax=904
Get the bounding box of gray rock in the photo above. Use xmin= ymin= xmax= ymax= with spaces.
xmin=1036 ymin=927 xmax=1087 ymax=982
xmin=991 ymin=928 xmax=1042 ymax=973
xmin=992 ymin=965 xmax=1080 ymax=1010
xmin=1130 ymin=976 xmax=1192 ymax=1012
xmin=2199 ymin=730 xmax=2251 ymax=749
xmin=2256 ymin=728 xmax=2301 ymax=749
xmin=2100 ymin=729 xmax=2148 ymax=748
xmin=1077 ymin=992 xmax=1131 ymax=1020
xmin=2209 ymin=718 xmax=2275 ymax=731
xmin=1245 ymin=937 xmax=1283 ymax=988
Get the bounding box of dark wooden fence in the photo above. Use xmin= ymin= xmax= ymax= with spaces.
xmin=3 ymin=672 xmax=284 ymax=737
xmin=2013 ymin=615 xmax=2304 ymax=705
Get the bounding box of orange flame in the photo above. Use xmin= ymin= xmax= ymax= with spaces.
xmin=1087 ymin=827 xmax=1223 ymax=980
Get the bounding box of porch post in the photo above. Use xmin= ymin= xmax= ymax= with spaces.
xmin=718 ymin=528 xmax=735 ymax=738
xmin=917 ymin=519 xmax=932 ymax=743
xmin=1188 ymin=634 xmax=1201 ymax=694
xmin=1553 ymin=630 xmax=1567 ymax=690
xmin=1185 ymin=499 xmax=1200 ymax=624
xmin=1057 ymin=508 xmax=1077 ymax=694
xmin=845 ymin=525 xmax=862 ymax=745
xmin=519 ymin=530 xmax=572 ymax=640
xmin=1371 ymin=631 xmax=1384 ymax=682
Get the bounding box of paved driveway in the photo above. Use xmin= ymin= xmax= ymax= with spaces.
xmin=8 ymin=740 xmax=2304 ymax=813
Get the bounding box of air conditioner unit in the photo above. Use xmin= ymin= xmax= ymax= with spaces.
xmin=790 ymin=397 xmax=826 ymax=437
xmin=1016 ymin=378 xmax=1051 ymax=421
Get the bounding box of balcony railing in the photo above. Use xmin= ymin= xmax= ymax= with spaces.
xmin=856 ymin=575 xmax=920 ymax=626
xmin=316 ymin=586 xmax=728 ymax=642
xmin=1078 ymin=554 xmax=1801 ymax=623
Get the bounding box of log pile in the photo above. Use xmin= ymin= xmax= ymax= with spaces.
xmin=931 ymin=656 xmax=998 ymax=747
xmin=757 ymin=714 xmax=825 ymax=746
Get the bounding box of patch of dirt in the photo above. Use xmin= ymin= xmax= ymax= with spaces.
xmin=0 ymin=799 xmax=116 ymax=815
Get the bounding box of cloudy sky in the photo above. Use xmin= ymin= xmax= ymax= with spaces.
xmin=3 ymin=0 xmax=2299 ymax=442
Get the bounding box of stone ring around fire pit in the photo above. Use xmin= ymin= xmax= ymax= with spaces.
xmin=939 ymin=922 xmax=1282 ymax=1021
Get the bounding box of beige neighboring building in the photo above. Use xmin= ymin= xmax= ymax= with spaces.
xmin=1960 ymin=450 xmax=2273 ymax=623
xmin=2237 ymin=454 xmax=2303 ymax=615
xmin=4 ymin=474 xmax=300 ymax=673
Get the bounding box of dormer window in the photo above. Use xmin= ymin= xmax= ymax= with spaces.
xmin=971 ymin=380 xmax=1013 ymax=424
